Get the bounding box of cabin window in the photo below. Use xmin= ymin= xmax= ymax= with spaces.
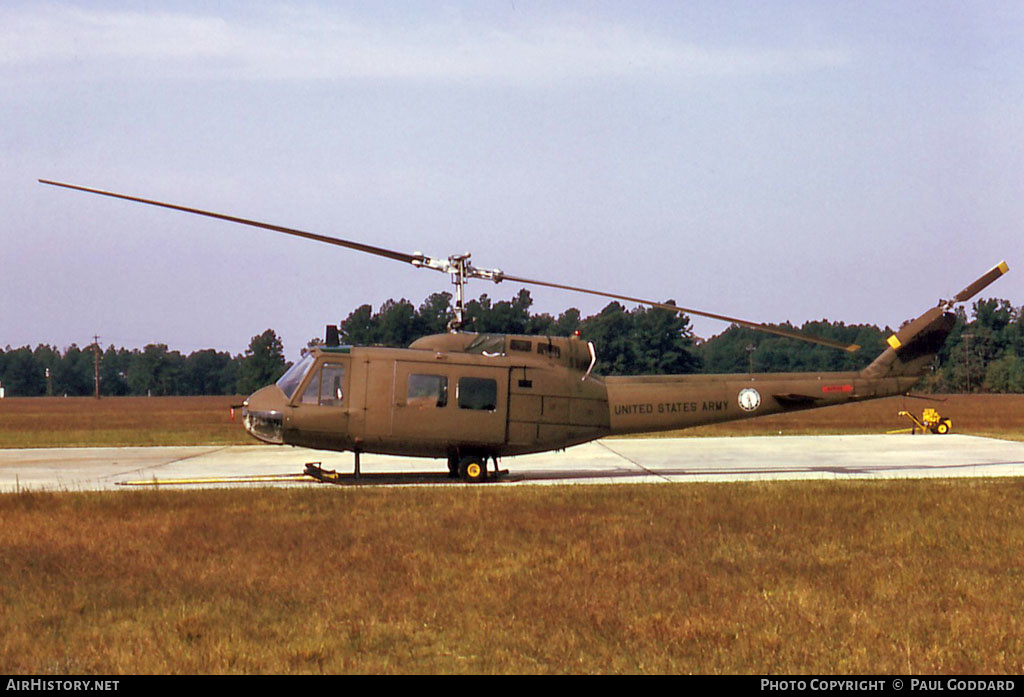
xmin=300 ymin=362 xmax=346 ymax=406
xmin=464 ymin=334 xmax=505 ymax=356
xmin=537 ymin=342 xmax=560 ymax=358
xmin=407 ymin=373 xmax=448 ymax=408
xmin=457 ymin=377 xmax=497 ymax=411
xmin=509 ymin=339 xmax=532 ymax=352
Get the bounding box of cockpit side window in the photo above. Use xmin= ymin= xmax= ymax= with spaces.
xmin=320 ymin=363 xmax=346 ymax=406
xmin=300 ymin=362 xmax=346 ymax=406
xmin=276 ymin=353 xmax=315 ymax=400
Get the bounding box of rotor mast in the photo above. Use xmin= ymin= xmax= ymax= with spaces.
xmin=410 ymin=251 xmax=505 ymax=331
xmin=449 ymin=254 xmax=470 ymax=332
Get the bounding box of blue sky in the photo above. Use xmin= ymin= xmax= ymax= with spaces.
xmin=3 ymin=1 xmax=1021 ymax=360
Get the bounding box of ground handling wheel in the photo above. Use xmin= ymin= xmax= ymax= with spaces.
xmin=458 ymin=455 xmax=488 ymax=483
xmin=935 ymin=419 xmax=952 ymax=435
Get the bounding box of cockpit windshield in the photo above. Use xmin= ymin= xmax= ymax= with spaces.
xmin=276 ymin=353 xmax=315 ymax=400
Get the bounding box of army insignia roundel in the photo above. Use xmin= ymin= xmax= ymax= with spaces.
xmin=738 ymin=387 xmax=761 ymax=412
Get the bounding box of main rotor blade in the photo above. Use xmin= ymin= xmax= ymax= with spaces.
xmin=38 ymin=179 xmax=419 ymax=265
xmin=40 ymin=178 xmax=861 ymax=351
xmin=500 ymin=272 xmax=862 ymax=352
xmin=952 ymin=261 xmax=1010 ymax=304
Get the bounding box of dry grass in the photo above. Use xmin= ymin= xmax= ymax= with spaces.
xmin=2 ymin=481 xmax=1023 ymax=674
xmin=0 ymin=396 xmax=251 ymax=447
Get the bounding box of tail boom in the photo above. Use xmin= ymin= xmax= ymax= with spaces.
xmin=604 ymin=370 xmax=919 ymax=437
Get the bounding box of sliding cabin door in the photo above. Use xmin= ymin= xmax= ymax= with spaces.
xmin=390 ymin=361 xmax=509 ymax=447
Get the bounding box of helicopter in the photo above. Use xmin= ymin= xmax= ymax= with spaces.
xmin=40 ymin=179 xmax=1008 ymax=483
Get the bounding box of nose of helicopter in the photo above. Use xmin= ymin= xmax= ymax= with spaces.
xmin=242 ymin=384 xmax=287 ymax=444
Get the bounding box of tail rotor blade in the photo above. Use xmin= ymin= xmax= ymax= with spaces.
xmin=952 ymin=261 xmax=1010 ymax=304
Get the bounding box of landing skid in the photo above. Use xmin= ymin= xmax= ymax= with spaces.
xmin=304 ymin=461 xmax=508 ymax=485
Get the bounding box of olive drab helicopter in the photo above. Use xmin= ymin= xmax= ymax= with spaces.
xmin=40 ymin=179 xmax=1009 ymax=483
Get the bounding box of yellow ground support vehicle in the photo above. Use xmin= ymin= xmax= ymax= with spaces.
xmin=893 ymin=408 xmax=953 ymax=434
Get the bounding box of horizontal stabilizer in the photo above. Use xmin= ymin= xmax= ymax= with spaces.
xmin=773 ymin=393 xmax=822 ymax=408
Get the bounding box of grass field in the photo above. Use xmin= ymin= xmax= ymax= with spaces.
xmin=1 ymin=482 xmax=1022 ymax=674
xmin=0 ymin=396 xmax=251 ymax=448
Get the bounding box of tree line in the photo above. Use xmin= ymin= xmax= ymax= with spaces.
xmin=695 ymin=299 xmax=1024 ymax=392
xmin=2 ymin=292 xmax=1021 ymax=396
xmin=0 ymin=329 xmax=289 ymax=398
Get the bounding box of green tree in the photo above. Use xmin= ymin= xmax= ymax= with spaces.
xmin=417 ymin=292 xmax=454 ymax=335
xmin=580 ymin=302 xmax=639 ymax=375
xmin=579 ymin=302 xmax=701 ymax=376
xmin=339 ymin=304 xmax=378 ymax=345
xmin=100 ymin=346 xmax=132 ymax=396
xmin=984 ymin=354 xmax=1024 ymax=393
xmin=33 ymin=345 xmax=61 ymax=396
xmin=699 ymin=321 xmax=887 ymax=375
xmin=554 ymin=308 xmax=583 ymax=336
xmin=54 ymin=344 xmax=94 ymax=396
xmin=376 ymin=299 xmax=419 ymax=347
xmin=181 ymin=349 xmax=238 ymax=395
xmin=973 ymin=298 xmax=1016 ymax=335
xmin=631 ymin=303 xmax=702 ymax=374
xmin=1 ymin=346 xmax=44 ymax=396
xmin=464 ymin=289 xmax=534 ymax=334
xmin=236 ymin=330 xmax=289 ymax=394
xmin=127 ymin=344 xmax=183 ymax=396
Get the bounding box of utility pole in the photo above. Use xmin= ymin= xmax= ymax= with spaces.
xmin=92 ymin=335 xmax=102 ymax=399
xmin=962 ymin=333 xmax=975 ymax=393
